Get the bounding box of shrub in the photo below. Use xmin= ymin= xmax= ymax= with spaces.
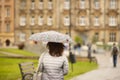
xmin=17 ymin=43 xmax=25 ymax=50
xmin=74 ymin=36 xmax=83 ymax=44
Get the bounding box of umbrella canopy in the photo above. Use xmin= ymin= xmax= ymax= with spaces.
xmin=29 ymin=31 xmax=72 ymax=43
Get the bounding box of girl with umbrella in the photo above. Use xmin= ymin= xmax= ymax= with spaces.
xmin=29 ymin=31 xmax=72 ymax=80
xmin=36 ymin=42 xmax=69 ymax=80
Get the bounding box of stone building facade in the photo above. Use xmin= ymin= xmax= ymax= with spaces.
xmin=15 ymin=0 xmax=120 ymax=45
xmin=0 ymin=0 xmax=14 ymax=46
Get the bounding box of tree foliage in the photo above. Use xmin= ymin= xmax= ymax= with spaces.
xmin=74 ymin=36 xmax=83 ymax=44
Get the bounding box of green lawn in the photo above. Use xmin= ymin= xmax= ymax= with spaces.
xmin=0 ymin=58 xmax=97 ymax=80
xmin=0 ymin=48 xmax=98 ymax=80
xmin=0 ymin=48 xmax=39 ymax=56
xmin=0 ymin=58 xmax=38 ymax=80
xmin=65 ymin=62 xmax=97 ymax=80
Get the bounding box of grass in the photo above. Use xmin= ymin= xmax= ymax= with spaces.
xmin=64 ymin=62 xmax=97 ymax=80
xmin=0 ymin=57 xmax=97 ymax=80
xmin=0 ymin=48 xmax=98 ymax=80
xmin=0 ymin=58 xmax=38 ymax=80
xmin=0 ymin=48 xmax=39 ymax=56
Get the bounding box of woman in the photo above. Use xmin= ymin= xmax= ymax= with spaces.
xmin=36 ymin=42 xmax=69 ymax=80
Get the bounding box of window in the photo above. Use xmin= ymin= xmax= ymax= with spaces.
xmin=5 ymin=7 xmax=10 ymax=17
xmin=6 ymin=23 xmax=10 ymax=32
xmin=20 ymin=16 xmax=26 ymax=26
xmin=64 ymin=16 xmax=70 ymax=26
xmin=19 ymin=32 xmax=26 ymax=41
xmin=20 ymin=0 xmax=26 ymax=9
xmin=94 ymin=32 xmax=99 ymax=41
xmin=31 ymin=32 xmax=34 ymax=34
xmin=109 ymin=32 xmax=116 ymax=42
xmin=38 ymin=16 xmax=44 ymax=26
xmin=48 ymin=0 xmax=52 ymax=10
xmin=30 ymin=16 xmax=35 ymax=26
xmin=79 ymin=16 xmax=86 ymax=26
xmin=110 ymin=0 xmax=116 ymax=9
xmin=94 ymin=0 xmax=100 ymax=9
xmin=39 ymin=0 xmax=43 ymax=10
xmin=5 ymin=0 xmax=10 ymax=2
xmin=80 ymin=0 xmax=85 ymax=9
xmin=64 ymin=0 xmax=70 ymax=10
xmin=0 ymin=23 xmax=1 ymax=32
xmin=31 ymin=0 xmax=35 ymax=10
xmin=0 ymin=7 xmax=1 ymax=17
xmin=109 ymin=16 xmax=116 ymax=26
xmin=31 ymin=0 xmax=34 ymax=2
xmin=94 ymin=17 xmax=100 ymax=26
xmin=47 ymin=16 xmax=52 ymax=26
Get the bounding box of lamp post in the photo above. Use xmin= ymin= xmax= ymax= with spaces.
xmin=103 ymin=0 xmax=106 ymax=49
xmin=69 ymin=0 xmax=76 ymax=72
xmin=69 ymin=0 xmax=72 ymax=47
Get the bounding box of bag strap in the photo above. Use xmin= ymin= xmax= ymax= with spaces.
xmin=36 ymin=53 xmax=46 ymax=73
xmin=40 ymin=53 xmax=45 ymax=63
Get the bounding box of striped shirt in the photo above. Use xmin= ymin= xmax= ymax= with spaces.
xmin=37 ymin=52 xmax=69 ymax=80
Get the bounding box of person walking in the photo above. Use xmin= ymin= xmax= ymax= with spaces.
xmin=87 ymin=43 xmax=92 ymax=63
xmin=36 ymin=42 xmax=69 ymax=80
xmin=111 ymin=43 xmax=119 ymax=67
xmin=74 ymin=43 xmax=81 ymax=55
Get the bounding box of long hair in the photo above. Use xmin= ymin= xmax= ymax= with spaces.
xmin=47 ymin=42 xmax=65 ymax=57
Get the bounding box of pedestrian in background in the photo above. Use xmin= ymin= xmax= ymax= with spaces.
xmin=111 ymin=43 xmax=119 ymax=67
xmin=74 ymin=43 xmax=81 ymax=55
xmin=87 ymin=43 xmax=92 ymax=63
xmin=36 ymin=42 xmax=69 ymax=80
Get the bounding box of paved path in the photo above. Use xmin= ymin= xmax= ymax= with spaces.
xmin=71 ymin=51 xmax=120 ymax=80
xmin=0 ymin=51 xmax=23 ymax=56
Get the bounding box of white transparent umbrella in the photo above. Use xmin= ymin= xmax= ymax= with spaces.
xmin=29 ymin=31 xmax=72 ymax=43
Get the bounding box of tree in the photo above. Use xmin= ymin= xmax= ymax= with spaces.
xmin=74 ymin=36 xmax=83 ymax=44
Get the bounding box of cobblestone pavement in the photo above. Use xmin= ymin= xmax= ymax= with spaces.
xmin=71 ymin=51 xmax=120 ymax=80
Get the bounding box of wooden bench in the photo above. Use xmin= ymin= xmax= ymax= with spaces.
xmin=76 ymin=56 xmax=97 ymax=63
xmin=19 ymin=62 xmax=36 ymax=80
xmin=91 ymin=56 xmax=97 ymax=63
